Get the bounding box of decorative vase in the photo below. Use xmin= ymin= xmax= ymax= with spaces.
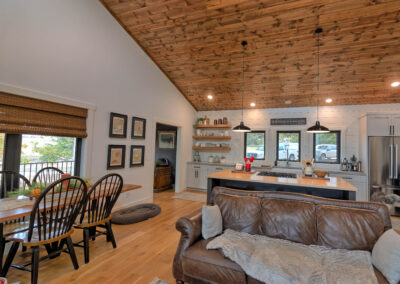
xmin=245 ymin=163 xmax=251 ymax=172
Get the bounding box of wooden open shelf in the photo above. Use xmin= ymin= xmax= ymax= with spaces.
xmin=193 ymin=136 xmax=231 ymax=139
xmin=192 ymin=146 xmax=231 ymax=151
xmin=194 ymin=124 xmax=232 ymax=129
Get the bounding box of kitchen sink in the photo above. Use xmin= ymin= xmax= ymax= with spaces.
xmin=257 ymin=171 xmax=297 ymax=178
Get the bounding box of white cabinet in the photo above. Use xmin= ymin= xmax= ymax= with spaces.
xmin=330 ymin=173 xmax=368 ymax=201
xmin=367 ymin=114 xmax=392 ymax=136
xmin=187 ymin=164 xmax=207 ymax=190
xmin=392 ymin=115 xmax=400 ymax=136
xmin=367 ymin=114 xmax=400 ymax=136
xmin=187 ymin=164 xmax=234 ymax=190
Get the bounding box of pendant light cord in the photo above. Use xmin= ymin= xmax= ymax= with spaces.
xmin=316 ymin=29 xmax=321 ymax=122
xmin=242 ymin=45 xmax=245 ymax=121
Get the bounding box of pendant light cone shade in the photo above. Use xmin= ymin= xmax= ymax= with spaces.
xmin=233 ymin=41 xmax=251 ymax=133
xmin=306 ymin=121 xmax=330 ymax=133
xmin=232 ymin=121 xmax=251 ymax=132
xmin=307 ymin=28 xmax=330 ymax=133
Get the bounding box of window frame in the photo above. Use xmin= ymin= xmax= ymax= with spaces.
xmin=276 ymin=131 xmax=301 ymax=162
xmin=313 ymin=131 xmax=341 ymax=164
xmin=244 ymin=131 xmax=266 ymax=160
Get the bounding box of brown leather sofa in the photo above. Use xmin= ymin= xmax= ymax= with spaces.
xmin=173 ymin=186 xmax=392 ymax=284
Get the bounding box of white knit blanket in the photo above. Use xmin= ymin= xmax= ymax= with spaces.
xmin=207 ymin=229 xmax=378 ymax=284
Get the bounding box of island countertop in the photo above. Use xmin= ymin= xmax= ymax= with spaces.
xmin=207 ymin=170 xmax=357 ymax=192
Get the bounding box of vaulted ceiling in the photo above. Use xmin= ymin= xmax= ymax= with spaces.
xmin=101 ymin=0 xmax=400 ymax=111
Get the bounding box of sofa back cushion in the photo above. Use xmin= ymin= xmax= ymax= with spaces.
xmin=215 ymin=193 xmax=260 ymax=234
xmin=317 ymin=205 xmax=384 ymax=251
xmin=260 ymin=198 xmax=317 ymax=245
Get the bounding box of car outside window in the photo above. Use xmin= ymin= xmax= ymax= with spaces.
xmin=244 ymin=131 xmax=265 ymax=160
xmin=276 ymin=131 xmax=300 ymax=162
xmin=313 ymin=131 xmax=341 ymax=163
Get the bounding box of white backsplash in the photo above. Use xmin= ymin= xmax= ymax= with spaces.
xmin=195 ymin=103 xmax=400 ymax=172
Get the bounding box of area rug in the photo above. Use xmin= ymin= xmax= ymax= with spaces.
xmin=173 ymin=191 xmax=206 ymax=203
xmin=149 ymin=277 xmax=171 ymax=284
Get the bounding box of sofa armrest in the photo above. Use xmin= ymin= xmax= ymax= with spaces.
xmin=173 ymin=208 xmax=202 ymax=281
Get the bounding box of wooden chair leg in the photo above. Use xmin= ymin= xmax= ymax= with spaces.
xmin=1 ymin=242 xmax=19 ymax=277
xmin=105 ymin=221 xmax=116 ymax=248
xmin=31 ymin=246 xmax=39 ymax=284
xmin=89 ymin=226 xmax=96 ymax=240
xmin=0 ymin=238 xmax=5 ymax=274
xmin=65 ymin=237 xmax=79 ymax=270
xmin=83 ymin=228 xmax=90 ymax=264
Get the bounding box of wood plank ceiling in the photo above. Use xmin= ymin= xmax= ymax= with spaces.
xmin=101 ymin=0 xmax=400 ymax=111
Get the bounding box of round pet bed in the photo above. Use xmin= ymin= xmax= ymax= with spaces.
xmin=111 ymin=203 xmax=161 ymax=225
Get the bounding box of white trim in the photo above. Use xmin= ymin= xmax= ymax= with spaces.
xmin=0 ymin=82 xmax=97 ymax=110
xmin=112 ymin=196 xmax=153 ymax=212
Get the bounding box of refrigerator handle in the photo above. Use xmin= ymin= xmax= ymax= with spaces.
xmin=390 ymin=144 xmax=393 ymax=179
xmin=396 ymin=144 xmax=398 ymax=179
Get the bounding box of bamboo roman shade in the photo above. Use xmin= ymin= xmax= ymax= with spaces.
xmin=0 ymin=92 xmax=88 ymax=138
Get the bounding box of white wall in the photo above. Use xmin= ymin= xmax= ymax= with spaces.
xmin=0 ymin=0 xmax=196 ymax=206
xmin=198 ymin=104 xmax=400 ymax=171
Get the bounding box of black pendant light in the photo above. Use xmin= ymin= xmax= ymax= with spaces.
xmin=233 ymin=41 xmax=251 ymax=132
xmin=307 ymin=28 xmax=329 ymax=133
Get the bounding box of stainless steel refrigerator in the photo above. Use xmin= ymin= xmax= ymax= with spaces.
xmin=369 ymin=136 xmax=400 ymax=216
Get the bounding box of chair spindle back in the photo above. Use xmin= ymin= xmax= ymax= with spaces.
xmin=80 ymin=174 xmax=123 ymax=224
xmin=32 ymin=167 xmax=64 ymax=186
xmin=0 ymin=171 xmax=31 ymax=198
xmin=28 ymin=177 xmax=87 ymax=242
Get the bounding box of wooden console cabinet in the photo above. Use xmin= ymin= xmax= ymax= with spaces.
xmin=154 ymin=166 xmax=172 ymax=192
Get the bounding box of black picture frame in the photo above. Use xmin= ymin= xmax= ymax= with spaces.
xmin=107 ymin=145 xmax=126 ymax=169
xmin=109 ymin=112 xmax=128 ymax=138
xmin=130 ymin=145 xmax=145 ymax=167
xmin=276 ymin=131 xmax=301 ymax=162
xmin=131 ymin=117 xmax=146 ymax=139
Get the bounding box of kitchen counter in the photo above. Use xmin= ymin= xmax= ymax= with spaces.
xmin=187 ymin=161 xmax=366 ymax=176
xmin=206 ymin=169 xmax=357 ymax=204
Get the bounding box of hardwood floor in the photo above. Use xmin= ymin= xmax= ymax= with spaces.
xmin=5 ymin=190 xmax=204 ymax=284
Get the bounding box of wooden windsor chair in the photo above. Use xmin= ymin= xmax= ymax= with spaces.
xmin=74 ymin=173 xmax=123 ymax=263
xmin=32 ymin=167 xmax=64 ymax=186
xmin=1 ymin=176 xmax=88 ymax=284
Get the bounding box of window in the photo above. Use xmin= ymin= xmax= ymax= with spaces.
xmin=277 ymin=131 xmax=300 ymax=161
xmin=313 ymin=131 xmax=341 ymax=163
xmin=20 ymin=135 xmax=79 ymax=181
xmin=244 ymin=131 xmax=265 ymax=160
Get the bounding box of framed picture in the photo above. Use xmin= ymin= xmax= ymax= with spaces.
xmin=158 ymin=131 xmax=175 ymax=149
xmin=131 ymin=117 xmax=146 ymax=139
xmin=107 ymin=145 xmax=126 ymax=169
xmin=109 ymin=112 xmax=128 ymax=138
xmin=130 ymin=145 xmax=145 ymax=167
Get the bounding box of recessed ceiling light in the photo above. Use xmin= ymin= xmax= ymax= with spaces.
xmin=207 ymin=95 xmax=213 ymax=100
xmin=391 ymin=81 xmax=400 ymax=87
xmin=250 ymin=102 xmax=256 ymax=107
xmin=325 ymin=98 xmax=332 ymax=103
xmin=285 ymin=100 xmax=292 ymax=105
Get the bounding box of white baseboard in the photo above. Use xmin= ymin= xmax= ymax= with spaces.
xmin=112 ymin=196 xmax=153 ymax=212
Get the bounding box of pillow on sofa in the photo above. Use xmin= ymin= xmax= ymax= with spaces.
xmin=372 ymin=229 xmax=400 ymax=284
xmin=202 ymin=205 xmax=223 ymax=240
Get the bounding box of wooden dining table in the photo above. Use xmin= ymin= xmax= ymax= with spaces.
xmin=0 ymin=183 xmax=141 ymax=273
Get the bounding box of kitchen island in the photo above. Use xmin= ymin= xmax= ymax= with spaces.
xmin=207 ymin=169 xmax=357 ymax=204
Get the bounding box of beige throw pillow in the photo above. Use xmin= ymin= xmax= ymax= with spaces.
xmin=202 ymin=205 xmax=223 ymax=240
xmin=372 ymin=229 xmax=400 ymax=284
